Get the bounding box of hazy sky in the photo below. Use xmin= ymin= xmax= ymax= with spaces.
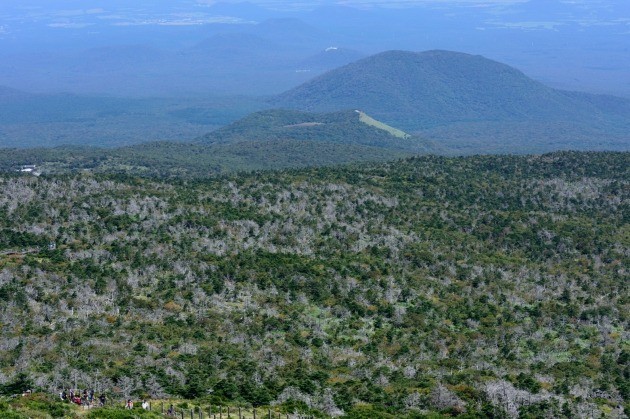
xmin=197 ymin=0 xmax=527 ymax=7
xmin=2 ymin=0 xmax=627 ymax=36
xmin=194 ymin=0 xmax=571 ymax=7
xmin=0 ymin=0 xmax=627 ymax=96
xmin=2 ymin=0 xmax=627 ymax=23
xmin=197 ymin=0 xmax=620 ymax=10
xmin=0 ymin=0 xmax=616 ymax=11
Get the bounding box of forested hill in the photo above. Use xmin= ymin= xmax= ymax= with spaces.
xmin=274 ymin=50 xmax=630 ymax=128
xmin=273 ymin=50 xmax=630 ymax=153
xmin=0 ymin=151 xmax=627 ymax=418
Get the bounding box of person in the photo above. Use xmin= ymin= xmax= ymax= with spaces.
xmin=125 ymin=399 xmax=133 ymax=409
xmin=141 ymin=399 xmax=149 ymax=410
xmin=167 ymin=404 xmax=175 ymax=416
xmin=60 ymin=390 xmax=67 ymax=401
xmin=99 ymin=394 xmax=106 ymax=406
xmin=89 ymin=389 xmax=94 ymax=404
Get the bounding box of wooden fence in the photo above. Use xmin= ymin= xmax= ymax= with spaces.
xmin=150 ymin=402 xmax=315 ymax=419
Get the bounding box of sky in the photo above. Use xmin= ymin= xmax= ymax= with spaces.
xmin=197 ymin=0 xmax=528 ymax=8
xmin=1 ymin=0 xmax=627 ymax=30
xmin=1 ymin=0 xmax=627 ymax=19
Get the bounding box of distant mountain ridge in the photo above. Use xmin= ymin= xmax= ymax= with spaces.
xmin=0 ymin=85 xmax=32 ymax=102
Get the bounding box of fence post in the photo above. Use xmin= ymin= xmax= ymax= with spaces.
xmin=219 ymin=405 xmax=223 ymax=419
xmin=227 ymin=406 xmax=230 ymax=418
xmin=161 ymin=402 xmax=164 ymax=414
xmin=239 ymin=406 xmax=242 ymax=419
xmin=253 ymin=408 xmax=256 ymax=419
xmin=181 ymin=409 xmax=185 ymax=419
xmin=268 ymin=408 xmax=271 ymax=419
xmin=191 ymin=409 xmax=194 ymax=419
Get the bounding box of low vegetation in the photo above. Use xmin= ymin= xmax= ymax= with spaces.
xmin=356 ymin=111 xmax=410 ymax=140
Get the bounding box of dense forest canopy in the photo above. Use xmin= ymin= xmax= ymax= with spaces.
xmin=0 ymin=151 xmax=628 ymax=418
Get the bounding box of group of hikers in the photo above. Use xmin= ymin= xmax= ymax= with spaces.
xmin=59 ymin=389 xmax=148 ymax=410
xmin=59 ymin=388 xmax=104 ymax=407
xmin=125 ymin=398 xmax=151 ymax=410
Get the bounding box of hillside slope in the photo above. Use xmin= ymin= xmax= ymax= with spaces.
xmin=198 ymin=109 xmax=424 ymax=151
xmin=0 ymin=110 xmax=425 ymax=176
xmin=112 ymin=109 xmax=429 ymax=174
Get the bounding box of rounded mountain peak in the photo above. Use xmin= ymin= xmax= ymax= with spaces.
xmin=274 ymin=49 xmax=561 ymax=130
